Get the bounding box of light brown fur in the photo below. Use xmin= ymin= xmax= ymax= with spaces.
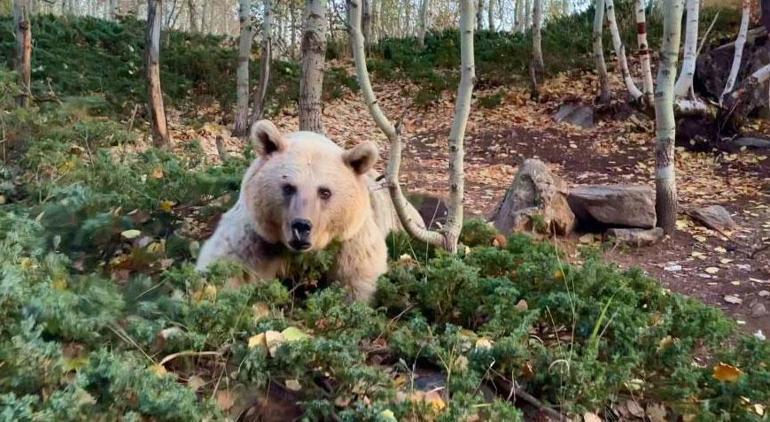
xmin=196 ymin=121 xmax=387 ymax=302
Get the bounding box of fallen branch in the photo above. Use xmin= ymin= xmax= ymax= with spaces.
xmin=490 ymin=375 xmax=566 ymax=421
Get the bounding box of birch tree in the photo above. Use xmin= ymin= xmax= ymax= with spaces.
xmin=146 ymin=0 xmax=170 ymax=146
xmin=673 ymin=0 xmax=699 ymax=98
xmin=13 ymin=0 xmax=32 ymax=108
xmin=250 ymin=0 xmax=272 ymax=124
xmin=487 ymin=0 xmax=494 ymax=31
xmin=654 ymin=0 xmax=684 ymax=234
xmin=635 ymin=0 xmax=654 ymax=106
xmin=593 ymin=0 xmax=611 ymax=104
xmin=417 ymin=0 xmax=431 ymax=47
xmin=605 ymin=0 xmax=643 ymax=102
xmin=515 ymin=0 xmax=524 ymax=32
xmin=349 ymin=0 xmax=476 ymax=253
xmin=299 ymin=0 xmax=327 ymax=134
xmin=476 ymin=0 xmax=483 ymax=29
xmin=233 ymin=0 xmax=255 ymax=136
xmin=721 ymin=0 xmax=750 ymax=104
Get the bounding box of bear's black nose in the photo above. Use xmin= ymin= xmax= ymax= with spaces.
xmin=290 ymin=219 xmax=313 ymax=240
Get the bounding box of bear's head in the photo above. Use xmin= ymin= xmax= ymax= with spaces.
xmin=243 ymin=120 xmax=378 ymax=253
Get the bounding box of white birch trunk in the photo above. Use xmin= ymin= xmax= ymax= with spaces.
xmin=349 ymin=0 xmax=476 ymax=253
xmin=532 ymin=0 xmax=544 ymax=75
xmin=488 ymin=0 xmax=495 ymax=31
xmin=515 ymin=0 xmax=524 ymax=32
xmin=299 ymin=0 xmax=327 ymax=134
xmin=417 ymin=0 xmax=430 ymax=47
xmin=673 ymin=0 xmax=699 ymax=98
xmin=593 ymin=0 xmax=611 ymax=104
xmin=605 ymin=0 xmax=643 ymax=101
xmin=635 ymin=0 xmax=654 ymax=106
xmin=525 ymin=0 xmax=532 ymax=29
xmin=721 ymin=0 xmax=750 ymax=104
xmin=654 ymin=0 xmax=684 ymax=234
xmin=476 ymin=0 xmax=484 ymax=29
xmin=234 ymin=0 xmax=254 ymax=136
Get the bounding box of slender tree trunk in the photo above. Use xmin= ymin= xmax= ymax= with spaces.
xmin=593 ymin=0 xmax=611 ymax=104
xmin=234 ymin=0 xmax=254 ymax=136
xmin=488 ymin=0 xmax=494 ymax=31
xmin=417 ymin=0 xmax=430 ymax=47
xmin=476 ymin=0 xmax=483 ymax=30
xmin=530 ymin=0 xmax=544 ymax=96
xmin=673 ymin=0 xmax=699 ymax=98
xmin=525 ymin=0 xmax=531 ymax=29
xmin=515 ymin=0 xmax=523 ymax=32
xmin=654 ymin=0 xmax=684 ymax=234
xmin=299 ymin=0 xmax=327 ymax=134
xmin=605 ymin=0 xmax=643 ymax=101
xmin=635 ymin=0 xmax=654 ymax=106
xmin=349 ymin=0 xmax=475 ymax=253
xmin=370 ymin=0 xmax=380 ymax=44
xmin=721 ymin=0 xmax=750 ymax=104
xmin=250 ymin=0 xmax=272 ymax=124
xmin=290 ymin=3 xmax=297 ymax=59
xmin=187 ymin=0 xmax=198 ymax=32
xmin=109 ymin=0 xmax=119 ymax=19
xmin=13 ymin=0 xmax=32 ymax=108
xmin=145 ymin=0 xmax=170 ymax=147
xmin=362 ymin=0 xmax=372 ymax=46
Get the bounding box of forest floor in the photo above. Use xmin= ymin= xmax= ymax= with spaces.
xmin=165 ymin=63 xmax=770 ymax=338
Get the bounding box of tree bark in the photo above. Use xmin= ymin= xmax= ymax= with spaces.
xmin=417 ymin=0 xmax=430 ymax=47
xmin=721 ymin=0 xmax=750 ymax=104
xmin=530 ymin=0 xmax=544 ymax=96
xmin=234 ymin=0 xmax=254 ymax=137
xmin=593 ymin=0 xmax=611 ymax=105
xmin=362 ymin=0 xmax=372 ymax=46
xmin=654 ymin=0 xmax=684 ymax=234
xmin=525 ymin=0 xmax=531 ymax=29
xmin=290 ymin=3 xmax=297 ymax=59
xmin=145 ymin=0 xmax=170 ymax=147
xmin=13 ymin=0 xmax=32 ymax=108
xmin=605 ymin=0 xmax=643 ymax=101
xmin=476 ymin=0 xmax=483 ymax=30
xmin=722 ymin=63 xmax=770 ymax=121
xmin=349 ymin=0 xmax=475 ymax=253
xmin=515 ymin=0 xmax=524 ymax=32
xmin=299 ymin=0 xmax=327 ymax=134
xmin=635 ymin=0 xmax=654 ymax=106
xmin=487 ymin=0 xmax=494 ymax=31
xmin=673 ymin=0 xmax=699 ymax=98
xmin=250 ymin=0 xmax=272 ymax=125
xmin=187 ymin=0 xmax=198 ymax=32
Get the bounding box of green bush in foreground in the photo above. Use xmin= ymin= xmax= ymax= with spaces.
xmin=1 ymin=73 xmax=768 ymax=421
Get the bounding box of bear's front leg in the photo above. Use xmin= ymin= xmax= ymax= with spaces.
xmin=333 ymin=216 xmax=388 ymax=303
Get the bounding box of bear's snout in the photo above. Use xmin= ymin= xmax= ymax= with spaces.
xmin=288 ymin=219 xmax=313 ymax=251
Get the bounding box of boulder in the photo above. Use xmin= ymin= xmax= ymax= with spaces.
xmin=567 ymin=185 xmax=656 ymax=229
xmin=687 ymin=205 xmax=737 ymax=232
xmin=606 ymin=228 xmax=664 ymax=247
xmin=553 ymin=103 xmax=595 ymax=129
xmin=492 ymin=159 xmax=575 ymax=235
xmin=733 ymin=137 xmax=770 ymax=150
xmin=368 ymin=174 xmax=426 ymax=236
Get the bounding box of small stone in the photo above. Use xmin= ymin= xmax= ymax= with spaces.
xmin=688 ymin=205 xmax=737 ymax=232
xmin=754 ymin=330 xmax=767 ymax=341
xmin=724 ymin=295 xmax=743 ymax=304
xmin=759 ymin=290 xmax=770 ymax=297
xmin=751 ymin=302 xmax=768 ymax=318
xmin=664 ymin=264 xmax=682 ymax=272
xmin=606 ymin=227 xmax=664 ymax=246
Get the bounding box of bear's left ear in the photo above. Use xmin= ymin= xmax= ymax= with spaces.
xmin=249 ymin=120 xmax=287 ymax=158
xmin=342 ymin=141 xmax=379 ymax=175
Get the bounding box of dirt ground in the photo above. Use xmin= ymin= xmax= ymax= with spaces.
xmin=178 ymin=65 xmax=770 ymax=338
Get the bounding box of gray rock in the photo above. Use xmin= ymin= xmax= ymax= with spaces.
xmin=553 ymin=103 xmax=595 ymax=129
xmin=751 ymin=302 xmax=768 ymax=318
xmin=367 ymin=173 xmax=426 ymax=236
xmin=606 ymin=227 xmax=664 ymax=247
xmin=492 ymin=159 xmax=576 ymax=235
xmin=688 ymin=205 xmax=737 ymax=232
xmin=567 ymin=185 xmax=656 ymax=229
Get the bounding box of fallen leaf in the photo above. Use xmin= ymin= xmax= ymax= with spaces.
xmin=159 ymin=200 xmax=175 ymax=212
xmin=583 ymin=412 xmax=602 ymax=422
xmin=265 ymin=330 xmax=285 ymax=357
xmin=248 ymin=333 xmax=266 ymax=350
xmin=646 ymin=403 xmax=667 ymax=422
xmin=150 ymin=364 xmax=167 ymax=377
xmin=475 ymin=338 xmax=493 ymax=350
xmin=626 ymin=400 xmax=644 ymax=417
xmin=216 ymin=390 xmax=235 ymax=411
xmin=705 ymin=267 xmax=720 ymax=275
xmin=378 ymin=409 xmax=397 ymax=422
xmin=281 ymin=326 xmax=310 ymax=342
xmin=121 ymin=229 xmax=141 ymax=240
xmin=514 ymin=299 xmax=529 ymax=312
xmin=285 ymin=379 xmax=302 ymax=391
xmin=187 ymin=375 xmax=206 ymax=391
xmin=713 ymin=362 xmax=743 ymax=382
xmin=724 ymin=295 xmax=743 ymax=304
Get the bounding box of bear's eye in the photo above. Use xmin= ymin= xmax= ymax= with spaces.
xmin=282 ymin=184 xmax=296 ymax=197
xmin=318 ymin=187 xmax=332 ymax=200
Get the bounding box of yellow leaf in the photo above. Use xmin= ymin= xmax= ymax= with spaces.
xmin=264 ymin=330 xmax=285 ymax=357
xmin=475 ymin=338 xmax=494 ymax=351
xmin=252 ymin=303 xmax=270 ymax=321
xmin=423 ymin=390 xmax=446 ymax=412
xmin=247 ymin=333 xmax=266 ymax=350
xmin=216 ymin=390 xmax=235 ymax=411
xmin=705 ymin=267 xmax=720 ymax=275
xmin=52 ymin=276 xmax=68 ymax=290
xmin=285 ymin=379 xmax=302 ymax=391
xmin=159 ymin=200 xmax=175 ymax=212
xmin=754 ymin=403 xmax=765 ymax=416
xmin=203 ymin=284 xmax=217 ymax=300
xmin=150 ymin=364 xmax=168 ymax=377
xmin=150 ymin=166 xmax=164 ymax=179
xmin=713 ymin=362 xmax=743 ymax=382
xmin=121 ymin=229 xmax=141 ymax=240
xmin=378 ymin=409 xmax=397 ymax=422
xmin=281 ymin=326 xmax=310 ymax=342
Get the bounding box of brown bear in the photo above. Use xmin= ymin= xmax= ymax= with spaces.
xmin=196 ymin=120 xmax=388 ymax=302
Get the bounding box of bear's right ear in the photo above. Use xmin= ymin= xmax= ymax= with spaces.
xmin=249 ymin=120 xmax=287 ymax=157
